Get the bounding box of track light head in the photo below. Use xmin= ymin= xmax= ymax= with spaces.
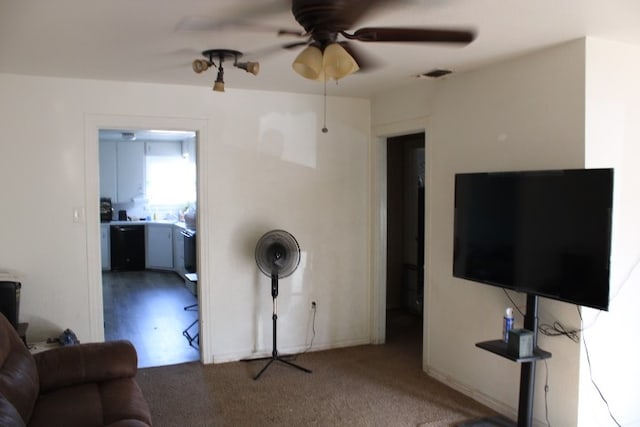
xmin=192 ymin=59 xmax=211 ymax=74
xmin=235 ymin=61 xmax=260 ymax=75
xmin=213 ymin=66 xmax=225 ymax=92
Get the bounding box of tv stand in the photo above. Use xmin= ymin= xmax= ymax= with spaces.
xmin=474 ymin=294 xmax=551 ymax=427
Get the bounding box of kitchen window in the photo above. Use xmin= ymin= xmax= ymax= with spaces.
xmin=146 ymin=155 xmax=196 ymax=206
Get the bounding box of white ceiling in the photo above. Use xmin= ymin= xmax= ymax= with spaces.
xmin=1 ymin=0 xmax=640 ymax=98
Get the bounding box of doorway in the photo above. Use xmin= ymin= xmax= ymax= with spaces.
xmin=98 ymin=128 xmax=200 ymax=368
xmin=385 ymin=132 xmax=425 ymax=349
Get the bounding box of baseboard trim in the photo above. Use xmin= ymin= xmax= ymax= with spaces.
xmin=212 ymin=337 xmax=371 ymax=364
xmin=426 ymin=366 xmax=517 ymax=422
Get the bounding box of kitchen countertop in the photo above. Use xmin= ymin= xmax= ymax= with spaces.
xmin=102 ymin=220 xmax=186 ymax=228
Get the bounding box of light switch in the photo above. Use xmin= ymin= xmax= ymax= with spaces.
xmin=72 ymin=206 xmax=85 ymax=223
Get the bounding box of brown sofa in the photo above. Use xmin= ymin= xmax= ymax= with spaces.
xmin=0 ymin=313 xmax=152 ymax=426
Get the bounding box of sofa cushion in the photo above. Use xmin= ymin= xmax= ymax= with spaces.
xmin=100 ymin=378 xmax=152 ymax=426
xmin=28 ymin=379 xmax=152 ymax=427
xmin=0 ymin=391 xmax=26 ymax=427
xmin=34 ymin=341 xmax=138 ymax=393
xmin=29 ymin=383 xmax=103 ymax=427
xmin=0 ymin=315 xmax=38 ymax=424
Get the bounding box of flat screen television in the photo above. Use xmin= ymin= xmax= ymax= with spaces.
xmin=453 ymin=168 xmax=613 ymax=311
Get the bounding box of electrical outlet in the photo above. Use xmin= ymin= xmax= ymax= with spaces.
xmin=311 ymin=301 xmax=317 ymax=309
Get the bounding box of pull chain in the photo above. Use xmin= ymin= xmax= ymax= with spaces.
xmin=322 ymin=78 xmax=328 ymax=133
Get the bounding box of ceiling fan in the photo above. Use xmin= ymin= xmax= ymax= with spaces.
xmin=285 ymin=0 xmax=475 ymax=80
xmin=187 ymin=0 xmax=476 ymax=82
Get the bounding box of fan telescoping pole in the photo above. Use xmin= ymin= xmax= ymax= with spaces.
xmin=252 ymin=273 xmax=311 ymax=380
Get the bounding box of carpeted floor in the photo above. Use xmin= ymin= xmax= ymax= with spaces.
xmin=136 ymin=311 xmax=496 ymax=427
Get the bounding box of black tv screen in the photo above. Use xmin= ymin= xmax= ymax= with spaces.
xmin=453 ymin=168 xmax=613 ymax=311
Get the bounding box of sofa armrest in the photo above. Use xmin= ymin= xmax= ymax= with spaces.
xmin=34 ymin=340 xmax=138 ymax=393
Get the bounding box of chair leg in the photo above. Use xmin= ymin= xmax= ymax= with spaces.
xmin=182 ymin=318 xmax=199 ymax=348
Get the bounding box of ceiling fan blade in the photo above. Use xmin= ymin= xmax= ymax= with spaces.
xmin=242 ymin=43 xmax=296 ymax=60
xmin=328 ymin=0 xmax=388 ymax=29
xmin=344 ymin=27 xmax=476 ymax=44
xmin=339 ymin=42 xmax=381 ymax=73
xmin=283 ymin=41 xmax=311 ymax=50
xmin=177 ymin=15 xmax=302 ymax=35
xmin=278 ymin=29 xmax=307 ymax=37
xmin=177 ymin=0 xmax=291 ymax=30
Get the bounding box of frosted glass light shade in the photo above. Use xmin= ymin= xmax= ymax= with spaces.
xmin=213 ymin=68 xmax=225 ymax=92
xmin=236 ymin=61 xmax=260 ymax=75
xmin=292 ymin=45 xmax=324 ymax=80
xmin=213 ymin=80 xmax=225 ymax=92
xmin=322 ymin=43 xmax=359 ymax=80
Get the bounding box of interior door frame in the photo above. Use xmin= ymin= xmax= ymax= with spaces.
xmin=371 ymin=117 xmax=430 ymax=360
xmin=84 ymin=114 xmax=212 ymax=363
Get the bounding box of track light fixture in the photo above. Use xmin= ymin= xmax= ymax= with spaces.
xmin=192 ymin=49 xmax=260 ymax=92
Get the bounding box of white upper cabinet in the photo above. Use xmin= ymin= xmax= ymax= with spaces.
xmin=116 ymin=141 xmax=145 ymax=203
xmin=99 ymin=140 xmax=145 ymax=203
xmin=99 ymin=141 xmax=117 ymax=201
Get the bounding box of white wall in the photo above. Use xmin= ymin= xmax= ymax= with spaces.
xmin=581 ymin=37 xmax=640 ymax=427
xmin=0 ymin=73 xmax=371 ymax=364
xmin=373 ymin=39 xmax=589 ymax=426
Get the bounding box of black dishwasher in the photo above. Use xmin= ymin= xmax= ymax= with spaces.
xmin=110 ymin=225 xmax=145 ymax=271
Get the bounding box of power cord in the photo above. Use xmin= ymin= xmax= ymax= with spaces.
xmin=305 ymin=304 xmax=317 ymax=353
xmin=502 ymin=288 xmax=583 ymax=342
xmin=577 ymin=307 xmax=622 ymax=427
xmin=543 ymin=360 xmax=551 ymax=427
xmin=290 ymin=303 xmax=316 ymax=361
xmin=538 ymin=321 xmax=580 ymax=343
xmin=502 ymin=289 xmax=525 ymax=317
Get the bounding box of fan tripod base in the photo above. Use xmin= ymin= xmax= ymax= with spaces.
xmin=246 ymin=266 xmax=311 ymax=380
xmin=250 ymin=350 xmax=312 ymax=380
xmin=244 ymin=305 xmax=312 ymax=380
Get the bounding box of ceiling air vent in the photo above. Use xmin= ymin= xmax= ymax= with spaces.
xmin=419 ymin=69 xmax=452 ymax=79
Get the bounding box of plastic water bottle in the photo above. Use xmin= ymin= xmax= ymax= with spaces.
xmin=503 ymin=307 xmax=514 ymax=342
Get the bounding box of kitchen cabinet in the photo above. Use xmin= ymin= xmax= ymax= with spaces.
xmin=146 ymin=223 xmax=173 ymax=270
xmin=99 ymin=141 xmax=117 ymax=202
xmin=173 ymin=226 xmax=185 ymax=277
xmin=99 ymin=141 xmax=145 ymax=203
xmin=116 ymin=141 xmax=145 ymax=203
xmin=100 ymin=224 xmax=111 ymax=271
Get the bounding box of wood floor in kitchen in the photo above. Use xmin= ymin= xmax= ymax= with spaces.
xmin=102 ymin=270 xmax=200 ymax=368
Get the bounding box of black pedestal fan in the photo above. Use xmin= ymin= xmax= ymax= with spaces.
xmin=248 ymin=229 xmax=311 ymax=380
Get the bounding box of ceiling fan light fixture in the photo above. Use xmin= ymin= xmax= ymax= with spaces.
xmin=292 ymin=45 xmax=324 ymax=80
xmin=322 ymin=43 xmax=359 ymax=80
